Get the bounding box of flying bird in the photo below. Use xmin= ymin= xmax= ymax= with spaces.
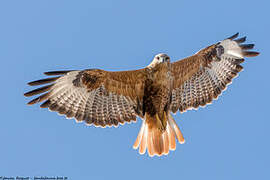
xmin=24 ymin=33 xmax=259 ymax=157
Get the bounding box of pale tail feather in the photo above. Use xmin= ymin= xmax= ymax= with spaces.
xmin=168 ymin=114 xmax=185 ymax=144
xmin=133 ymin=114 xmax=185 ymax=157
xmin=133 ymin=121 xmax=146 ymax=149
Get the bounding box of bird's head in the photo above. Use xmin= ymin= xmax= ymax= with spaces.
xmin=147 ymin=53 xmax=170 ymax=68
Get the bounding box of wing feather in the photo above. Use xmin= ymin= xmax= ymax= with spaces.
xmin=24 ymin=68 xmax=147 ymax=127
xmin=170 ymin=33 xmax=259 ymax=113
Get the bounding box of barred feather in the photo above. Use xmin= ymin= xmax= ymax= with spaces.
xmin=25 ymin=69 xmax=146 ymax=127
xmin=170 ymin=33 xmax=259 ymax=113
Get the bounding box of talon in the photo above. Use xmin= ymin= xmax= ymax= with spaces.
xmin=155 ymin=114 xmax=164 ymax=131
xmin=163 ymin=111 xmax=167 ymax=119
xmin=155 ymin=114 xmax=160 ymax=121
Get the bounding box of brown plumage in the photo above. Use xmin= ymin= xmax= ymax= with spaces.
xmin=24 ymin=33 xmax=259 ymax=157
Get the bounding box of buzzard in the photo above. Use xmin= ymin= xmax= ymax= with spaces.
xmin=24 ymin=33 xmax=259 ymax=157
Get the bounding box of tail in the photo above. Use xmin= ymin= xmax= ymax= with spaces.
xmin=133 ymin=113 xmax=185 ymax=157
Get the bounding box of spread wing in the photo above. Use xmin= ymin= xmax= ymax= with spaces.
xmin=24 ymin=68 xmax=147 ymax=127
xmin=170 ymin=33 xmax=259 ymax=113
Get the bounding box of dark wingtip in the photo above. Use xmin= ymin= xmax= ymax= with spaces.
xmin=44 ymin=70 xmax=73 ymax=76
xmin=235 ymin=36 xmax=247 ymax=43
xmin=234 ymin=58 xmax=245 ymax=64
xmin=243 ymin=51 xmax=260 ymax=57
xmin=27 ymin=97 xmax=41 ymax=105
xmin=228 ymin=32 xmax=239 ymax=40
xmin=27 ymin=77 xmax=60 ymax=86
xmin=24 ymin=84 xmax=53 ymax=97
xmin=25 ymin=92 xmax=51 ymax=105
xmin=240 ymin=44 xmax=255 ymax=50
xmin=40 ymin=100 xmax=51 ymax=108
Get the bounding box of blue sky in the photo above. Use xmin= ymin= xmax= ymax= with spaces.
xmin=0 ymin=0 xmax=269 ymax=179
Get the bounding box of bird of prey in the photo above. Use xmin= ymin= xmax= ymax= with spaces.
xmin=24 ymin=33 xmax=259 ymax=157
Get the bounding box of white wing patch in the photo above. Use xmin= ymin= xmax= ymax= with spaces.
xmin=220 ymin=39 xmax=243 ymax=58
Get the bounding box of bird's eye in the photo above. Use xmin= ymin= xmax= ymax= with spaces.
xmin=156 ymin=56 xmax=160 ymax=60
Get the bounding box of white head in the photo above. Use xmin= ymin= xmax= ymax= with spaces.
xmin=147 ymin=53 xmax=170 ymax=68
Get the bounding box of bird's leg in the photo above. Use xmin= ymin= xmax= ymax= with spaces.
xmin=163 ymin=111 xmax=167 ymax=129
xmin=155 ymin=113 xmax=166 ymax=131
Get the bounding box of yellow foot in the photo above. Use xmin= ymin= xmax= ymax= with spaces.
xmin=163 ymin=112 xmax=167 ymax=128
xmin=155 ymin=113 xmax=166 ymax=131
